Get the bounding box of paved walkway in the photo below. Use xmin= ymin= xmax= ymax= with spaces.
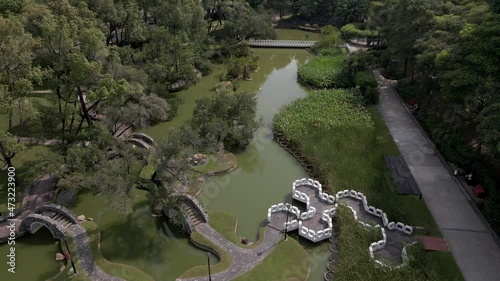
xmin=177 ymin=223 xmax=282 ymax=281
xmin=0 ymin=174 xmax=56 ymax=242
xmin=68 ymin=224 xmax=124 ymax=281
xmin=374 ymin=69 xmax=500 ymax=281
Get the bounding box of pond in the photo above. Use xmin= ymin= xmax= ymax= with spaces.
xmin=0 ymin=30 xmax=330 ymax=281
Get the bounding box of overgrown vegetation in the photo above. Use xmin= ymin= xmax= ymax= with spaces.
xmin=335 ymin=207 xmax=463 ymax=281
xmin=297 ymin=55 xmax=349 ymax=88
xmin=274 ymin=89 xmax=463 ymax=280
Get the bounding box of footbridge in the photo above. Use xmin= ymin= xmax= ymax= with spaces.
xmin=19 ymin=203 xmax=79 ymax=240
xmin=247 ymin=39 xmax=316 ymax=48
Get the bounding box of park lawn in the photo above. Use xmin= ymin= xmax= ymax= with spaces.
xmin=1 ymin=91 xmax=57 ymax=133
xmin=232 ymin=237 xmax=309 ymax=281
xmin=48 ymin=221 xmax=155 ymax=281
xmin=192 ymin=152 xmax=237 ymax=175
xmin=179 ymin=232 xmax=232 ymax=278
xmin=274 ymin=28 xmax=320 ymax=41
xmin=209 ymin=211 xmax=267 ymax=249
xmin=0 ymin=145 xmax=52 ymax=213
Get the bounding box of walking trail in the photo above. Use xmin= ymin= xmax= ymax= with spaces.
xmin=374 ymin=69 xmax=500 ymax=281
xmin=176 ymin=223 xmax=282 ymax=281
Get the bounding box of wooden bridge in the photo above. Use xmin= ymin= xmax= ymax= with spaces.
xmin=247 ymin=39 xmax=317 ymax=48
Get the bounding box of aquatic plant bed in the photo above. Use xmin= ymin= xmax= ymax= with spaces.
xmin=297 ymin=52 xmax=346 ymax=88
xmin=273 ymin=89 xmax=464 ymax=281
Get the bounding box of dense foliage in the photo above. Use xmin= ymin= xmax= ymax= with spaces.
xmin=354 ymin=71 xmax=378 ymax=105
xmin=357 ymin=0 xmax=500 ymax=233
xmin=191 ymin=91 xmax=262 ymax=150
xmin=0 ymin=0 xmax=270 ymax=215
xmin=298 ymin=55 xmax=348 ymax=88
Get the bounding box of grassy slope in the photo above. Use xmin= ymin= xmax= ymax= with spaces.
xmin=48 ymin=221 xmax=155 ymax=281
xmin=233 ymin=238 xmax=309 ymax=281
xmin=0 ymin=145 xmax=52 ymax=212
xmin=178 ymin=232 xmax=232 ymax=278
xmin=208 ymin=211 xmax=266 ymax=249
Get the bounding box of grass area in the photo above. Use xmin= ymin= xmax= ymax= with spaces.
xmin=208 ymin=211 xmax=266 ymax=249
xmin=274 ymin=28 xmax=320 ymax=41
xmin=336 ymin=206 xmax=463 ymax=281
xmin=48 ymin=221 xmax=155 ymax=281
xmin=192 ymin=152 xmax=237 ymax=175
xmin=274 ymin=89 xmax=464 ymax=281
xmin=179 ymin=232 xmax=232 ymax=278
xmin=0 ymin=145 xmax=52 ymax=213
xmin=233 ymin=237 xmax=309 ymax=281
xmin=368 ymin=106 xmax=400 ymax=156
xmin=139 ymin=164 xmax=155 ymax=179
xmin=1 ymin=91 xmax=60 ymax=138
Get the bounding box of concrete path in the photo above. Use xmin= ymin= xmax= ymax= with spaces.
xmin=374 ymin=69 xmax=500 ymax=281
xmin=177 ymin=223 xmax=282 ymax=281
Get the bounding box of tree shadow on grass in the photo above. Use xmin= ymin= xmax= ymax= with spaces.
xmin=97 ymin=199 xmax=190 ymax=264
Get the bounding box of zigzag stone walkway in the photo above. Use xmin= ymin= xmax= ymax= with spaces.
xmin=67 ymin=224 xmax=124 ymax=281
xmin=176 ymin=223 xmax=282 ymax=281
xmin=337 ymin=197 xmax=413 ymax=266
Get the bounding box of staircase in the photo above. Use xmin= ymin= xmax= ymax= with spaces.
xmin=182 ymin=203 xmax=206 ymax=228
xmin=31 ymin=210 xmax=76 ymax=234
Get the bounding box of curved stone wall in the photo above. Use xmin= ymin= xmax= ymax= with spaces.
xmin=172 ymin=193 xmax=209 ymax=224
xmin=19 ymin=214 xmax=67 ymax=240
xmin=35 ymin=203 xmax=79 ymax=224
xmin=130 ymin=133 xmax=156 ymax=147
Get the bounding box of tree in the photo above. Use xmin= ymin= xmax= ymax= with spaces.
xmin=224 ymin=54 xmax=259 ymax=80
xmin=0 ymin=16 xmax=41 ymax=132
xmin=220 ymin=0 xmax=275 ymax=40
xmin=266 ymin=0 xmax=290 ymax=18
xmin=0 ymin=132 xmax=24 ymax=169
xmin=476 ymin=104 xmax=500 ymax=158
xmin=316 ymin=25 xmax=343 ymax=49
xmin=335 ymin=0 xmax=368 ymax=24
xmin=191 ymin=91 xmax=262 ymax=150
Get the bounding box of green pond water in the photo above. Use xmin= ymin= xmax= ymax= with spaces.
xmin=0 ymin=30 xmax=329 ymax=281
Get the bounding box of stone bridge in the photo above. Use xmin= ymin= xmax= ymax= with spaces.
xmin=247 ymin=39 xmax=317 ymax=48
xmin=19 ymin=203 xmax=78 ymax=240
xmin=126 ymin=133 xmax=156 ymax=149
xmin=267 ymin=178 xmax=415 ymax=269
xmin=170 ymin=193 xmax=208 ymax=233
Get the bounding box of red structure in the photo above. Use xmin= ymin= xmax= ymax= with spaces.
xmin=416 ymin=236 xmax=449 ymax=252
xmin=473 ymin=185 xmax=486 ymax=198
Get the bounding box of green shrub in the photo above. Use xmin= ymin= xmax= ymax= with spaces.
xmin=298 ymin=54 xmax=346 ymax=88
xmin=355 ymin=71 xmax=379 ymax=104
xmin=345 ymin=50 xmax=377 ymax=75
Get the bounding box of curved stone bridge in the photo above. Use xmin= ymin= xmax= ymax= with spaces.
xmin=171 ymin=193 xmax=209 ymax=233
xmin=126 ymin=133 xmax=156 ymax=149
xmin=19 ymin=203 xmax=78 ymax=240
